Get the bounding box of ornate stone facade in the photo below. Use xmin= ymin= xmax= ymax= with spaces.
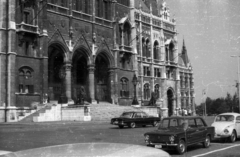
xmin=0 ymin=0 xmax=195 ymax=122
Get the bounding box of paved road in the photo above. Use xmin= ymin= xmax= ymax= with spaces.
xmin=0 ymin=120 xmax=240 ymax=157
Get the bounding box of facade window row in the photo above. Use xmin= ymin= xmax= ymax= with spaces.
xmin=120 ymin=78 xmax=129 ymax=98
xmin=18 ymin=67 xmax=34 ymax=94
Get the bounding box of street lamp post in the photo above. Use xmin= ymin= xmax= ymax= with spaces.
xmin=231 ymin=55 xmax=240 ymax=113
xmin=132 ymin=74 xmax=139 ymax=105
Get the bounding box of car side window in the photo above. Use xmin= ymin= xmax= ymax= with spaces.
xmin=188 ymin=119 xmax=196 ymax=128
xmin=141 ymin=112 xmax=148 ymax=118
xmin=196 ymin=118 xmax=204 ymax=127
xmin=134 ymin=113 xmax=142 ymax=118
xmin=236 ymin=116 xmax=240 ymax=123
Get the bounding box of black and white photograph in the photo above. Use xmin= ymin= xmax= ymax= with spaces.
xmin=0 ymin=0 xmax=240 ymax=156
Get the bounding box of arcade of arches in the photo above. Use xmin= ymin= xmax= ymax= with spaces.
xmin=48 ymin=44 xmax=113 ymax=104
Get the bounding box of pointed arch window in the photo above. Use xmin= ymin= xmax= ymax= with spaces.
xmin=154 ymin=84 xmax=160 ymax=99
xmin=120 ymin=78 xmax=129 ymax=97
xmin=142 ymin=38 xmax=146 ymax=57
xmin=153 ymin=41 xmax=159 ymax=60
xmin=18 ymin=67 xmax=34 ymax=94
xmin=136 ymin=36 xmax=140 ymax=54
xmin=165 ymin=46 xmax=169 ymax=61
xmin=103 ymin=0 xmax=110 ymax=20
xmin=73 ymin=0 xmax=82 ymax=11
xmin=146 ymin=39 xmax=150 ymax=58
xmin=123 ymin=22 xmax=131 ymax=46
xmin=84 ymin=0 xmax=89 ymax=14
xmin=144 ymin=83 xmax=150 ymax=100
xmin=96 ymin=0 xmax=101 ymax=17
xmin=169 ymin=42 xmax=174 ymax=62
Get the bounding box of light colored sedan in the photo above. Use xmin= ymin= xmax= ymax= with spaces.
xmin=211 ymin=112 xmax=240 ymax=142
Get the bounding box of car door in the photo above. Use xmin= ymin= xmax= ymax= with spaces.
xmin=186 ymin=119 xmax=198 ymax=144
xmin=195 ymin=118 xmax=207 ymax=141
xmin=141 ymin=112 xmax=150 ymax=125
xmin=133 ymin=112 xmax=143 ymax=126
xmin=236 ymin=116 xmax=240 ymax=138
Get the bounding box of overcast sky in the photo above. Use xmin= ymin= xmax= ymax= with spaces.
xmin=166 ymin=0 xmax=240 ymax=105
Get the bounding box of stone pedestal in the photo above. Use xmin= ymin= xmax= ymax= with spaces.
xmin=0 ymin=106 xmax=17 ymax=122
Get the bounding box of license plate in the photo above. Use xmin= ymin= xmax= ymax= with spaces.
xmin=114 ymin=121 xmax=118 ymax=124
xmin=155 ymin=145 xmax=162 ymax=149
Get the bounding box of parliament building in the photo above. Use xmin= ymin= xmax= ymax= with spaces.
xmin=0 ymin=0 xmax=195 ymax=122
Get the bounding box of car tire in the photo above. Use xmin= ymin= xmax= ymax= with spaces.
xmin=152 ymin=121 xmax=158 ymax=127
xmin=176 ymin=139 xmax=186 ymax=155
xmin=129 ymin=122 xmax=136 ymax=128
xmin=202 ymin=135 xmax=210 ymax=148
xmin=147 ymin=144 xmax=154 ymax=147
xmin=118 ymin=125 xmax=124 ymax=129
xmin=229 ymin=130 xmax=236 ymax=143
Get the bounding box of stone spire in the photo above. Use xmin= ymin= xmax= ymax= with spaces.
xmin=181 ymin=39 xmax=190 ymax=67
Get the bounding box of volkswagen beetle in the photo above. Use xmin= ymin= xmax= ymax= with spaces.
xmin=211 ymin=112 xmax=240 ymax=142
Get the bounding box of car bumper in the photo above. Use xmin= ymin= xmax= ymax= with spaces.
xmin=146 ymin=141 xmax=178 ymax=147
xmin=214 ymin=134 xmax=231 ymax=139
xmin=110 ymin=122 xmax=126 ymax=126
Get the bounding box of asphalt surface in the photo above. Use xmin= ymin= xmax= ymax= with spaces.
xmin=0 ymin=117 xmax=240 ymax=157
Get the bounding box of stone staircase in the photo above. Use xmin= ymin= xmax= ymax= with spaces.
xmin=19 ymin=102 xmax=59 ymax=122
xmin=90 ymin=102 xmax=141 ymax=121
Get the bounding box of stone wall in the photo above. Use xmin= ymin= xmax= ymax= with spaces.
xmin=62 ymin=106 xmax=85 ymax=121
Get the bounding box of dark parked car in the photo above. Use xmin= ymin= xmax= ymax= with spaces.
xmin=111 ymin=111 xmax=160 ymax=128
xmin=144 ymin=116 xmax=215 ymax=154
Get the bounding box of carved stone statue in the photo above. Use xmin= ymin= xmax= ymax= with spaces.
xmin=147 ymin=92 xmax=158 ymax=106
xmin=76 ymin=86 xmax=86 ymax=105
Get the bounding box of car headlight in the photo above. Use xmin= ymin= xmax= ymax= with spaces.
xmin=169 ymin=135 xmax=175 ymax=142
xmin=224 ymin=129 xmax=229 ymax=134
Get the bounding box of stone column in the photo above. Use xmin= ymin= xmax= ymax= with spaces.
xmin=1 ymin=0 xmax=17 ymax=122
xmin=64 ymin=63 xmax=73 ymax=104
xmin=108 ymin=68 xmax=115 ymax=104
xmin=88 ymin=65 xmax=96 ymax=104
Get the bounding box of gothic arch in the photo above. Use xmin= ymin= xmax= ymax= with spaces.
xmin=72 ymin=46 xmax=91 ymax=102
xmin=153 ymin=40 xmax=159 ymax=60
xmin=48 ymin=41 xmax=68 ymax=61
xmin=72 ymin=46 xmax=91 ymax=64
xmin=95 ymin=49 xmax=114 ymax=67
xmin=95 ymin=51 xmax=113 ymax=102
xmin=48 ymin=42 xmax=67 ymax=100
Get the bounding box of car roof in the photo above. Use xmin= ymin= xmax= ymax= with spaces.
xmin=123 ymin=111 xmax=144 ymax=113
xmin=218 ymin=112 xmax=240 ymax=116
xmin=163 ymin=116 xmax=203 ymax=120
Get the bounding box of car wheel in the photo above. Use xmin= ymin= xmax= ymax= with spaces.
xmin=229 ymin=131 xmax=236 ymax=143
xmin=202 ymin=135 xmax=210 ymax=148
xmin=118 ymin=125 xmax=124 ymax=129
xmin=129 ymin=122 xmax=136 ymax=128
xmin=176 ymin=139 xmax=186 ymax=155
xmin=152 ymin=121 xmax=158 ymax=127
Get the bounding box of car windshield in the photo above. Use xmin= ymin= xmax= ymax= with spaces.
xmin=215 ymin=115 xmax=234 ymax=122
xmin=120 ymin=112 xmax=133 ymax=118
xmin=158 ymin=118 xmax=186 ymax=129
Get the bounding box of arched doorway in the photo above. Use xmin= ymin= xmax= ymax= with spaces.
xmin=95 ymin=54 xmax=110 ymax=102
xmin=72 ymin=49 xmax=89 ymax=102
xmin=167 ymin=89 xmax=174 ymax=117
xmin=48 ymin=45 xmax=65 ymax=101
